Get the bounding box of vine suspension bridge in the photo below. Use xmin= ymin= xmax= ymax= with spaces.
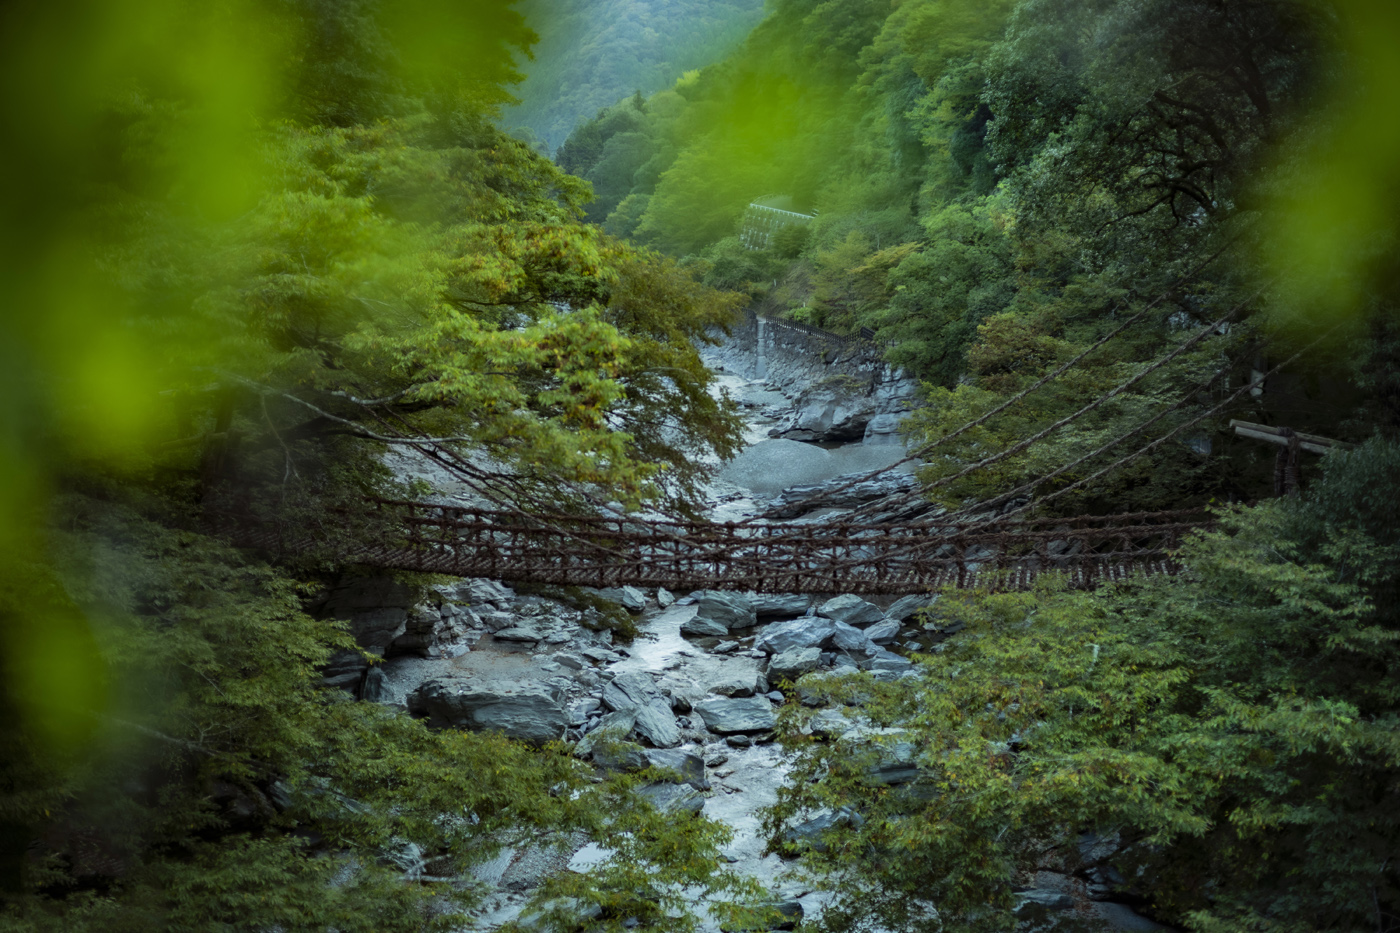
xmin=235 ymin=501 xmax=1208 ymax=595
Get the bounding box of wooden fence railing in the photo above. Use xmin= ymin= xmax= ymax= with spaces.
xmin=229 ymin=502 xmax=1210 ymax=595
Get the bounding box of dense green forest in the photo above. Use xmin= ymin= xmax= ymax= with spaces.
xmin=499 ymin=0 xmax=765 ymax=152
xmin=2 ymin=0 xmax=1399 ymax=931
xmin=0 ymin=1 xmax=756 ymax=929
xmin=552 ymin=0 xmax=1400 ymax=929
xmin=560 ymin=0 xmax=1398 ymax=512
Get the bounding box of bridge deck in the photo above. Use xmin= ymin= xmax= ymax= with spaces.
xmin=234 ymin=501 xmax=1207 ymax=595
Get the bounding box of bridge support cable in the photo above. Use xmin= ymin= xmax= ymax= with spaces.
xmin=985 ymin=327 xmax=1340 ymax=525
xmin=836 ymin=291 xmax=1256 ymax=524
xmin=734 ymin=240 xmax=1240 ymax=527
xmin=949 ymin=343 xmax=1250 ymax=518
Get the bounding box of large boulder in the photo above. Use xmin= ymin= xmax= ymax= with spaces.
xmin=830 ymin=621 xmax=876 ymax=655
xmin=692 ymin=591 xmax=757 ymax=631
xmin=642 ymin=748 xmax=710 ymax=791
xmin=636 ymin=782 xmax=705 ymax=816
xmin=704 ymin=658 xmax=765 ymax=698
xmin=692 ymin=695 xmax=777 ymax=734
xmin=322 ymin=575 xmax=415 ymax=649
xmin=754 ymin=617 xmax=836 ymax=655
xmin=601 ymin=672 xmax=681 ymax=748
xmin=763 ymin=472 xmax=918 ymax=520
xmin=864 ymin=619 xmax=900 ymax=644
xmin=885 ymin=594 xmax=934 ymax=621
xmin=818 ymin=594 xmax=885 ymax=627
xmin=767 ymin=646 xmax=822 ymax=683
xmin=777 ymin=382 xmax=877 ymax=443
xmin=409 ymin=678 xmax=566 ymax=745
xmin=840 ymin=726 xmax=921 ymax=785
xmin=598 ymin=586 xmax=647 ymax=612
xmin=680 ymin=613 xmax=728 ymax=638
xmin=748 ymin=593 xmax=813 ymax=618
xmin=779 ymin=808 xmax=862 ymax=852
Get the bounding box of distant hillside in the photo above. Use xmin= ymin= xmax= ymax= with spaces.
xmin=501 ymin=0 xmax=764 ymax=152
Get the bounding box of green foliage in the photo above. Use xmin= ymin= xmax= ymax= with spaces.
xmin=1 ymin=1 xmax=753 ymax=927
xmin=765 ymin=438 xmax=1400 ymax=933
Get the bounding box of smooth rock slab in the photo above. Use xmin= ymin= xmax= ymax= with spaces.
xmin=830 ymin=621 xmax=875 ymax=655
xmin=680 ymin=613 xmax=729 ymax=638
xmin=636 ymin=782 xmax=705 ymax=816
xmin=818 ymin=594 xmax=885 ymax=627
xmin=864 ymin=619 xmax=900 ymax=644
xmin=885 ymin=594 xmax=934 ymax=621
xmin=692 ymin=695 xmax=778 ymax=734
xmin=409 ymin=678 xmax=566 ymax=745
xmin=692 ymin=591 xmax=757 ymax=631
xmin=768 ymin=646 xmax=822 ymax=683
xmin=748 ymin=593 xmax=813 ymax=618
xmin=705 ymin=658 xmax=765 ymax=698
xmin=642 ymin=748 xmax=710 ymax=791
xmin=754 ymin=617 xmax=836 ymax=655
xmin=493 ymin=625 xmax=543 ymax=643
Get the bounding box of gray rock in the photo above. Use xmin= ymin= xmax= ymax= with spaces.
xmin=776 ymin=383 xmax=877 ymax=443
xmin=322 ymin=575 xmax=414 ymax=649
xmin=656 ymin=587 xmax=675 ymax=608
xmin=692 ymin=591 xmax=757 ymax=631
xmin=1016 ymin=890 xmax=1075 ymax=912
xmin=462 ymin=578 xmax=515 ymax=608
xmin=493 ymin=625 xmax=543 ymax=643
xmin=862 ymin=411 xmax=909 ymax=445
xmin=768 ymin=646 xmax=822 ymax=683
xmin=753 ymin=617 xmax=836 ymax=655
xmin=680 ymin=613 xmax=729 ymax=638
xmin=602 ymin=672 xmax=680 ymax=747
xmin=599 ymin=586 xmax=647 ymax=612
xmin=780 ymin=808 xmax=861 ymax=852
xmin=885 ymin=594 xmax=933 ymax=621
xmin=705 ymin=658 xmax=764 ymax=698
xmin=692 ymin=695 xmax=778 ymax=734
xmin=361 ymin=666 xmax=388 ymax=703
xmin=866 ymin=653 xmax=914 ymax=674
xmin=551 ymin=652 xmax=585 ymax=671
xmin=636 ymin=782 xmax=705 ymax=816
xmin=392 ymin=601 xmax=472 ymax=656
xmin=409 ymin=678 xmax=566 ymax=745
xmin=602 ymin=671 xmax=659 ymax=712
xmin=841 ymin=726 xmax=921 ymax=784
xmin=830 ymin=621 xmax=875 ymax=654
xmin=804 ymin=707 xmax=854 ymax=738
xmin=865 ymin=619 xmax=900 ymax=644
xmin=748 ymin=593 xmax=813 ymax=618
xmin=818 ymin=594 xmax=885 ymax=627
xmin=763 ymin=471 xmax=917 ymax=519
xmin=642 ymin=748 xmax=710 ymax=791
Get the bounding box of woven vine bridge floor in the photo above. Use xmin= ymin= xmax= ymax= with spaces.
xmin=239 ymin=501 xmax=1209 ymax=595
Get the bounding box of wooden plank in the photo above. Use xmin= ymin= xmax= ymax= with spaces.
xmin=1229 ymin=420 xmax=1351 ymax=454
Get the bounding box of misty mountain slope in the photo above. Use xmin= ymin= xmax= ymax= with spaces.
xmin=502 ymin=0 xmax=764 ymax=152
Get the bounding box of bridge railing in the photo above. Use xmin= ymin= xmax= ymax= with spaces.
xmin=275 ymin=501 xmax=1210 ymax=595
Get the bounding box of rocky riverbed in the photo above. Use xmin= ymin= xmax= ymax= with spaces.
xmin=322 ymin=360 xmax=1166 ymax=933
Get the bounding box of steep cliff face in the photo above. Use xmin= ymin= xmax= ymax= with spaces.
xmin=706 ymin=314 xmax=919 ymax=445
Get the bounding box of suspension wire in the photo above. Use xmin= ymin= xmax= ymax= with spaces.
xmin=945 ymin=344 xmax=1248 ymax=518
xmin=835 ymin=291 xmax=1255 ymax=523
xmin=967 ymin=327 xmax=1338 ymax=530
xmin=735 ymin=239 xmax=1240 ymax=526
xmin=845 ymin=332 xmax=1330 ymax=568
